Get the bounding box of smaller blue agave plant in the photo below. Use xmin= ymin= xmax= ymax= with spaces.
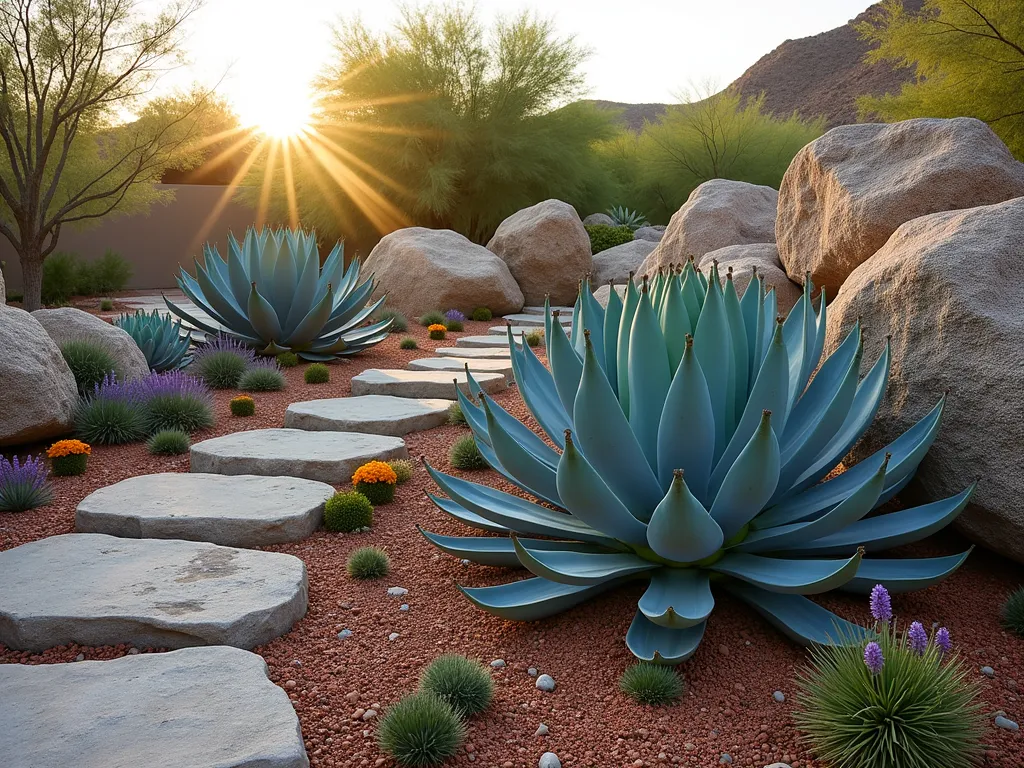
xmin=607 ymin=205 xmax=648 ymax=231
xmin=114 ymin=310 xmax=192 ymax=371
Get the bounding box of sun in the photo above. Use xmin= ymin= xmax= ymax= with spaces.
xmin=236 ymin=86 xmax=314 ymax=140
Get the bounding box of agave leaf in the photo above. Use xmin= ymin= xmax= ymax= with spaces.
xmin=419 ymin=528 xmax=613 ymax=568
xmin=723 ymin=275 xmax=748 ymax=433
xmin=513 ymin=536 xmax=658 ymax=586
xmin=547 ymin=315 xmax=584 ymax=417
xmin=507 ymin=335 xmax=571 ymax=447
xmin=626 ymin=611 xmax=706 ymax=664
xmin=628 ymin=288 xmax=672 ymax=471
xmin=711 ymin=550 xmax=863 ymax=594
xmin=194 ymin=259 xmax=251 ymax=332
xmin=283 ymin=245 xmax=324 ymax=336
xmin=693 ymin=266 xmax=732 ymax=461
xmin=709 ymin=410 xmax=781 ymax=539
xmin=164 ymin=294 xmax=235 ymax=340
xmin=616 ymin=276 xmax=641 ymax=416
xmin=271 ymin=233 xmax=299 ymax=320
xmin=481 ymin=398 xmax=561 ymax=504
xmin=657 ymin=337 xmax=715 ymax=499
xmin=571 ymin=290 xmax=585 ymax=356
xmin=578 ymin=278 xmax=606 ymax=372
xmin=602 ymin=281 xmax=624 ymax=396
xmin=282 ymin=284 xmax=335 ymax=348
xmin=680 ymin=260 xmax=703 ymax=328
xmin=841 ymin=549 xmax=973 ymax=593
xmin=638 ymin=568 xmax=714 ymax=629
xmin=247 ymin=282 xmax=284 ymax=343
xmin=225 ymin=233 xmax=252 ymax=308
xmin=479 ymin=393 xmax=559 ymax=469
xmin=724 ymin=582 xmax=871 ymax=645
xmin=739 ymin=271 xmax=763 ymax=384
xmin=646 ymin=470 xmax=724 ymax=563
xmin=660 ymin=270 xmax=691 ymax=373
xmin=428 ymin=493 xmax=511 ymax=534
xmin=459 ymin=576 xmax=632 ymax=621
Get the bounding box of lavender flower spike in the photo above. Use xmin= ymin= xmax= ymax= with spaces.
xmin=870 ymin=583 xmax=892 ymax=622
xmin=864 ymin=641 xmax=885 ymax=675
xmin=908 ymin=621 xmax=928 ymax=656
xmin=936 ymin=627 xmax=952 ymax=656
xmin=445 ymin=309 xmax=466 ymax=322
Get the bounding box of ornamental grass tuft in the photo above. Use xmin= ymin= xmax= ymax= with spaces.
xmin=444 ymin=309 xmax=465 ymax=332
xmin=347 ymin=546 xmax=390 ymax=579
xmin=139 ymin=371 xmax=214 ymax=434
xmin=304 ymin=363 xmax=330 ymax=384
xmin=47 ymin=439 xmax=91 ymax=477
xmin=239 ymin=360 xmax=286 ymax=392
xmin=191 ymin=334 xmax=256 ymax=389
xmin=147 ymin=429 xmax=191 ymax=455
xmin=377 ymin=308 xmax=408 ymax=333
xmin=447 ymin=401 xmax=466 ymax=426
xmin=450 ymin=435 xmax=487 ymax=470
xmin=419 ymin=655 xmax=494 ymax=717
xmin=419 ymin=310 xmax=446 ymax=327
xmin=74 ymin=374 xmax=145 ymax=445
xmin=61 ymin=340 xmax=117 ymax=395
xmin=389 ymin=459 xmax=414 ymax=484
xmin=229 ymin=395 xmax=255 ymax=417
xmin=0 ymin=454 xmax=52 ymax=512
xmin=352 ymin=460 xmax=398 ymax=505
xmin=325 ymin=491 xmax=374 ymax=532
xmin=619 ymin=663 xmax=683 ymax=705
xmin=376 ymin=692 xmax=465 ymax=767
xmin=524 ymin=330 xmax=543 ymax=348
xmin=1002 ymin=587 xmax=1024 ymax=638
xmin=276 ymin=351 xmax=300 ymax=368
xmin=427 ymin=323 xmax=446 ymax=341
xmin=400 ymin=337 xmax=418 ymax=350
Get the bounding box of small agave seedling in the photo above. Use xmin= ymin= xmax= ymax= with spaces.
xmin=421 ymin=262 xmax=974 ymax=664
xmin=166 ymin=227 xmax=391 ymax=361
xmin=114 ymin=309 xmax=192 ymax=371
xmin=607 ymin=205 xmax=648 ymax=231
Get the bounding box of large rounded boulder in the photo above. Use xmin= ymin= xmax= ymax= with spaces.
xmin=0 ymin=307 xmax=78 ymax=446
xmin=486 ymin=199 xmax=591 ymax=306
xmin=698 ymin=243 xmax=802 ymax=313
xmin=824 ymin=197 xmax=1024 ymax=563
xmin=364 ymin=228 xmax=523 ymax=318
xmin=777 ymin=118 xmax=1024 ymax=297
xmin=33 ymin=307 xmax=149 ymax=380
xmin=592 ymin=239 xmax=656 ymax=286
xmin=639 ymin=180 xmax=778 ymax=276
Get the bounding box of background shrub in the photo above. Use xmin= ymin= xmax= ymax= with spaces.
xmin=525 ymin=330 xmax=543 ymax=348
xmin=450 ymin=435 xmax=487 ymax=470
xmin=470 ymin=307 xmax=492 ymax=322
xmin=324 ymin=491 xmax=374 ymax=532
xmin=75 ymin=394 xmax=145 ymax=445
xmin=428 ymin=325 xmax=446 ymax=341
xmin=147 ymin=429 xmax=191 ymax=455
xmin=419 ymin=655 xmax=494 ymax=717
xmin=100 ymin=299 xmax=114 ymax=311
xmin=389 ymin=459 xmax=414 ymax=484
xmin=1002 ymin=587 xmax=1024 ymax=637
xmin=304 ymin=363 xmax=330 ymax=384
xmin=419 ymin=310 xmax=445 ymax=327
xmin=619 ymin=664 xmax=683 ymax=705
xmin=377 ymin=308 xmax=408 ymax=333
xmin=376 ymin=692 xmax=465 ymax=767
xmin=347 ymin=546 xmax=390 ymax=579
xmin=585 ymin=224 xmax=634 ymax=254
xmin=400 ymin=337 xmax=418 ymax=350
xmin=40 ymin=252 xmax=81 ymax=304
xmin=444 ymin=319 xmax=464 ymax=332
xmin=85 ymin=250 xmax=133 ymax=295
xmin=61 ymin=341 xmax=118 ymax=395
xmin=239 ymin=364 xmax=286 ymax=392
xmin=276 ymin=352 xmax=299 ymax=368
xmin=229 ymin=395 xmax=255 ymax=417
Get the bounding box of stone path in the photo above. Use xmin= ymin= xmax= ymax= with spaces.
xmin=0 ymin=646 xmax=309 ymax=768
xmin=455 ymin=334 xmax=525 ymax=349
xmin=191 ymin=428 xmax=407 ymax=483
xmin=521 ymin=305 xmax=574 ymax=315
xmin=76 ymin=473 xmax=333 ymax=548
xmin=284 ymin=395 xmax=451 ymax=436
xmin=351 ymin=369 xmax=507 ymax=399
xmin=407 ymin=356 xmax=514 ymax=381
xmin=0 ymin=534 xmax=307 ymax=651
xmin=489 ymin=325 xmax=569 ymax=337
xmin=497 ymin=313 xmax=572 ymax=327
xmin=436 ymin=346 xmax=511 ymax=359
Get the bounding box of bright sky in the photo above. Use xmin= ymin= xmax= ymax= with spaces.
xmin=168 ymin=0 xmax=874 ymax=129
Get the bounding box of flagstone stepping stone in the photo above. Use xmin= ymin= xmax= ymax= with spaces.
xmin=490 ymin=325 xmax=569 ymax=336
xmin=75 ymin=473 xmax=333 ymax=548
xmin=351 ymin=369 xmax=507 ymax=400
xmin=497 ymin=313 xmax=572 ymax=327
xmin=408 ymin=356 xmax=515 ymax=380
xmin=0 ymin=534 xmax=307 ymax=651
xmin=284 ymin=395 xmax=450 ymax=436
xmin=456 ymin=334 xmax=532 ymax=348
xmin=436 ymin=347 xmax=511 ymax=359
xmin=522 ymin=305 xmax=575 ymax=315
xmin=191 ymin=428 xmax=407 ymax=483
xmin=0 ymin=646 xmax=308 ymax=768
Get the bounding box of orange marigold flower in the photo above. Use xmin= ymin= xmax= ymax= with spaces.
xmin=47 ymin=439 xmax=91 ymax=458
xmin=427 ymin=324 xmax=447 ymax=332
xmin=352 ymin=460 xmax=398 ymax=486
xmin=231 ymin=395 xmax=254 ymax=403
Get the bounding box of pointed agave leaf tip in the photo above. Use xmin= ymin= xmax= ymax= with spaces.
xmin=727 ymin=266 xmax=734 ymax=279
xmin=564 ymin=428 xmax=574 ymax=445
xmin=583 ymin=328 xmax=591 ymax=340
xmin=553 ymin=310 xmax=561 ymax=318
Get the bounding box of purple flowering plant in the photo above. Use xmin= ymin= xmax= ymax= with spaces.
xmin=0 ymin=453 xmax=53 ymax=512
xmin=444 ymin=309 xmax=466 ymax=322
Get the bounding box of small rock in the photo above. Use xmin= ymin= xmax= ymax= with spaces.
xmin=284 ymin=680 xmax=297 ymax=689
xmin=339 ymin=602 xmax=352 ymax=610
xmin=491 ymin=659 xmax=506 ymax=668
xmin=535 ymin=674 xmax=556 ymax=692
xmin=720 ymin=755 xmax=733 ymax=765
xmin=995 ymin=715 xmax=1019 ymax=731
xmin=352 ymin=708 xmax=365 ymax=720
xmin=362 ymin=709 xmax=377 ymax=721
xmin=388 ymin=632 xmax=399 ymax=641
xmin=539 ymin=752 xmax=561 ymax=768
xmin=981 ymin=666 xmax=996 ymax=678
xmin=387 ymin=587 xmax=408 ymax=598
xmin=772 ymin=691 xmax=786 ymax=703
xmin=399 ymin=604 xmax=409 ymax=612
xmin=74 ymin=653 xmax=85 ymax=662
xmin=128 ymin=648 xmax=140 ymax=655
xmin=338 ymin=629 xmax=353 ymax=639
xmin=764 ymin=764 xmax=793 ymax=768
xmin=528 ymin=667 xmax=538 ymax=677
xmin=461 ymin=559 xmax=471 ymax=566
xmin=345 ymin=691 xmax=360 ymax=703
xmin=535 ymin=723 xmax=549 ymax=737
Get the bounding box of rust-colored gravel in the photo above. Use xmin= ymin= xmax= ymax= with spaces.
xmin=2 ymin=318 xmax=1022 ymax=768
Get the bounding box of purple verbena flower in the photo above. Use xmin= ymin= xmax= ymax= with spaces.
xmin=870 ymin=583 xmax=892 ymax=622
xmin=864 ymin=641 xmax=884 ymax=675
xmin=191 ymin=333 xmax=257 ymax=366
xmin=0 ymin=453 xmax=53 ymax=512
xmin=935 ymin=627 xmax=952 ymax=656
xmin=444 ymin=309 xmax=466 ymax=322
xmin=908 ymin=621 xmax=928 ymax=656
xmin=136 ymin=370 xmax=213 ymax=404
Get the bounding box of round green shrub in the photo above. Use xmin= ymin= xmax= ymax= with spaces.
xmin=355 ymin=480 xmax=396 ymax=505
xmin=1002 ymin=587 xmax=1024 ymax=637
xmin=525 ymin=330 xmax=543 ymax=348
xmin=193 ymin=351 xmax=248 ymax=389
xmin=419 ymin=310 xmax=445 ymax=327
xmin=100 ymin=299 xmax=114 ymax=312
xmin=324 ymin=491 xmax=374 ymax=532
xmin=389 ymin=459 xmax=414 ymax=484
xmin=347 ymin=546 xmax=390 ymax=579
xmin=447 ymin=402 xmax=466 ymax=426
xmin=420 ymin=655 xmax=494 ymax=717
xmin=51 ymin=453 xmax=88 ymax=477
xmin=428 ymin=327 xmax=446 ymax=341
xmin=619 ymin=663 xmax=683 ymax=705
xmin=229 ymin=395 xmax=256 ymax=417
xmin=585 ymin=223 xmax=634 ymax=254
xmin=147 ymin=429 xmax=191 ymax=455
xmin=304 ymin=363 xmax=330 ymax=384
xmin=61 ymin=341 xmax=117 ymax=395
xmin=400 ymin=337 xmax=418 ymax=350
xmin=470 ymin=307 xmax=492 ymax=322
xmin=444 ymin=319 xmax=463 ymax=332
xmin=450 ymin=435 xmax=487 ymax=470
xmin=239 ymin=366 xmax=286 ymax=392
xmin=276 ymin=352 xmax=299 ymax=368
xmin=377 ymin=692 xmax=465 ymax=767
xmin=143 ymin=393 xmax=214 ymax=434
xmin=75 ymin=398 xmax=145 ymax=445
xmin=377 ymin=308 xmax=408 ymax=333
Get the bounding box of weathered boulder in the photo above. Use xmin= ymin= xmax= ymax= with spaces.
xmin=639 ymin=180 xmax=778 ymax=276
xmin=0 ymin=307 xmax=77 ymax=447
xmin=633 ymin=225 xmax=666 ymax=242
xmin=487 ymin=199 xmax=592 ymax=305
xmin=824 ymin=197 xmax=1024 ymax=563
xmin=583 ymin=212 xmax=614 ymax=227
xmin=592 ymin=239 xmax=656 ymax=285
xmin=33 ymin=307 xmax=149 ymax=379
xmin=0 ymin=262 xmax=6 ymax=304
xmin=698 ymin=243 xmax=802 ymax=313
xmin=364 ymin=228 xmax=523 ymax=318
xmin=593 ymin=283 xmax=627 ymax=309
xmin=777 ymin=118 xmax=1024 ymax=297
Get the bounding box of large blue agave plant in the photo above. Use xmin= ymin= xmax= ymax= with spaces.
xmin=421 ymin=262 xmax=974 ymax=663
xmin=166 ymin=227 xmax=391 ymax=361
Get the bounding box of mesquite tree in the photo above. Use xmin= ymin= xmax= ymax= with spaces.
xmin=0 ymin=0 xmax=209 ymax=310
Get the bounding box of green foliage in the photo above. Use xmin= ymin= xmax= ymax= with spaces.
xmin=325 ymin=491 xmax=374 ymax=532
xmin=400 ymin=337 xmax=419 ymax=350
xmin=586 ymin=224 xmax=634 ymax=254
xmin=147 ymin=429 xmax=191 ymax=455
xmin=619 ymin=664 xmax=683 ymax=705
xmin=428 ymin=327 xmax=446 ymax=341
xmin=389 ymin=459 xmax=414 ymax=484
xmin=239 ymin=366 xmax=286 ymax=392
xmin=607 ymin=205 xmax=648 ymax=230
xmin=444 ymin=319 xmax=464 ymax=332
xmin=51 ymin=453 xmax=88 ymax=477
xmin=524 ymin=330 xmax=543 ymax=347
xmin=419 ymin=311 xmax=446 ymax=327
xmin=83 ymin=250 xmax=133 ymax=295
xmin=378 ymin=309 xmax=408 ymax=333
xmin=857 ymin=0 xmax=1024 ymax=159
xmin=449 ymin=435 xmax=487 ymax=470
xmin=276 ymin=352 xmax=300 ymax=368
xmin=355 ymin=480 xmax=396 ymax=505
xmin=193 ymin=352 xmax=248 ymax=389
xmin=419 ymin=655 xmax=494 ymax=717
xmin=100 ymin=299 xmax=114 ymax=311
xmin=347 ymin=546 xmax=391 ymax=579
xmin=75 ymin=398 xmax=145 ymax=445
xmin=470 ymin=307 xmax=492 ymax=322
xmin=229 ymin=396 xmax=255 ymax=417
xmin=304 ymin=363 xmax=330 ymax=384
xmin=1002 ymin=587 xmax=1024 ymax=637
xmin=41 ymin=252 xmax=82 ymax=305
xmin=447 ymin=401 xmax=467 ymax=426
xmin=61 ymin=341 xmax=117 ymax=395
xmin=795 ymin=623 xmax=986 ymax=768
xmin=376 ymin=692 xmax=465 ymax=767
xmin=114 ymin=310 xmax=192 ymax=372
xmin=143 ymin=393 xmax=214 ymax=435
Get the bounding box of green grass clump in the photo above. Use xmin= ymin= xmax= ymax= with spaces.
xmin=347 ymin=546 xmax=390 ymax=579
xmin=525 ymin=330 xmax=543 ymax=348
xmin=147 ymin=429 xmax=191 ymax=455
xmin=100 ymin=299 xmax=114 ymax=312
xmin=444 ymin=319 xmax=463 ymax=332
xmin=304 ymin=363 xmax=330 ymax=384
xmin=619 ymin=664 xmax=683 ymax=705
xmin=419 ymin=655 xmax=494 ymax=717
xmin=377 ymin=692 xmax=465 ymax=766
xmin=276 ymin=352 xmax=299 ymax=368
xmin=1002 ymin=587 xmax=1024 ymax=637
xmin=143 ymin=393 xmax=214 ymax=434
xmin=389 ymin=459 xmax=414 ymax=484
xmin=355 ymin=480 xmax=395 ymax=505
xmin=61 ymin=341 xmax=117 ymax=395
xmin=324 ymin=491 xmax=374 ymax=532
xmin=229 ymin=395 xmax=255 ymax=417
xmin=51 ymin=453 xmax=88 ymax=477
xmin=585 ymin=223 xmax=637 ymax=254
xmin=74 ymin=398 xmax=145 ymax=445
xmin=193 ymin=351 xmax=249 ymax=389
xmin=239 ymin=366 xmax=286 ymax=392
xmin=470 ymin=307 xmax=492 ymax=322
xmin=450 ymin=435 xmax=487 ymax=470
xmin=378 ymin=308 xmax=408 ymax=333
xmin=400 ymin=337 xmax=418 ymax=350
xmin=447 ymin=401 xmax=466 ymax=426
xmin=419 ymin=310 xmax=445 ymax=327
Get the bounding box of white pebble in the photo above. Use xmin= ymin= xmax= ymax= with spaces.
xmin=400 ymin=604 xmax=409 ymax=612
xmin=539 ymin=752 xmax=561 ymax=768
xmin=535 ymin=723 xmax=549 ymax=737
xmin=388 ymin=632 xmax=399 ymax=641
xmin=490 ymin=659 xmax=506 ymax=668
xmin=995 ymin=715 xmax=1018 ymax=731
xmin=338 ymin=629 xmax=353 ymax=639
xmin=362 ymin=709 xmax=377 ymax=721
xmin=981 ymin=665 xmax=995 ymax=678
xmin=528 ymin=667 xmax=538 ymax=677
xmin=461 ymin=559 xmax=471 ymax=566
xmin=535 ymin=674 xmax=556 ymax=692
xmin=387 ymin=587 xmax=408 ymax=598
xmin=772 ymin=690 xmax=785 ymax=702
xmin=719 ymin=754 xmax=733 ymax=765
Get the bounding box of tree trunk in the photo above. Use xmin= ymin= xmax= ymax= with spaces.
xmin=20 ymin=248 xmax=43 ymax=312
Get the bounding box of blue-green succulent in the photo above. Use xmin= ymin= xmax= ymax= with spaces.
xmin=114 ymin=309 xmax=192 ymax=371
xmin=607 ymin=205 xmax=648 ymax=231
xmin=421 ymin=262 xmax=974 ymax=664
xmin=165 ymin=227 xmax=390 ymax=361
